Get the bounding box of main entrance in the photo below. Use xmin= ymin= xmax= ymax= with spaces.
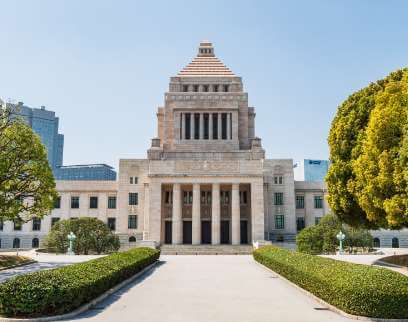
xmin=221 ymin=220 xmax=230 ymax=244
xmin=183 ymin=221 xmax=192 ymax=244
xmin=201 ymin=221 xmax=211 ymax=244
xmin=164 ymin=221 xmax=172 ymax=244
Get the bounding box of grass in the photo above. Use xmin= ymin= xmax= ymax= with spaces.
xmin=0 ymin=255 xmax=33 ymax=269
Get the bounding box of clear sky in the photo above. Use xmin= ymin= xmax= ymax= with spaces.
xmin=1 ymin=1 xmax=407 ymax=170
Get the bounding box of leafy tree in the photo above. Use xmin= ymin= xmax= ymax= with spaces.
xmin=44 ymin=217 xmax=120 ymax=254
xmin=0 ymin=104 xmax=57 ymax=222
xmin=296 ymin=225 xmax=323 ymax=255
xmin=327 ymin=68 xmax=408 ymax=229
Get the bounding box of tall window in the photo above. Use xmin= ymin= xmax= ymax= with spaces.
xmin=203 ymin=113 xmax=209 ymax=139
xmin=194 ymin=113 xmax=200 ymax=139
xmin=13 ymin=238 xmax=20 ymax=249
xmin=212 ymin=113 xmax=218 ymax=139
xmin=182 ymin=85 xmax=188 ymax=92
xmin=223 ymin=84 xmax=229 ymax=92
xmin=201 ymin=191 xmax=211 ymax=205
xmin=275 ymin=215 xmax=284 ymax=229
xmin=274 ymin=192 xmax=284 ymax=205
xmin=315 ymin=217 xmax=321 ymax=225
xmin=51 ymin=217 xmax=60 ymax=227
xmin=221 ymin=113 xmax=227 ymax=139
xmin=32 ymin=218 xmax=41 ymax=231
xmin=108 ymin=196 xmax=117 ymax=209
xmin=89 ymin=196 xmax=98 ymax=209
xmin=213 ymin=85 xmax=219 ymax=92
xmin=165 ymin=191 xmax=173 ymax=205
xmin=273 ymin=176 xmax=283 ymax=184
xmin=183 ymin=191 xmax=193 ymax=204
xmin=296 ymin=195 xmax=304 ymax=209
xmin=185 ymin=113 xmax=191 ymax=139
xmin=128 ymin=215 xmax=137 ymax=229
xmin=32 ymin=238 xmax=39 ymax=248
xmin=129 ymin=193 xmax=138 ymax=205
xmin=193 ymin=85 xmax=199 ymax=92
xmin=54 ymin=196 xmax=61 ymax=209
xmin=71 ymin=196 xmax=80 ymax=209
xmin=296 ymin=217 xmax=305 ymax=231
xmin=221 ymin=191 xmax=230 ymax=205
xmin=107 ymin=218 xmax=116 ymax=231
xmin=14 ymin=219 xmax=22 ymax=231
xmin=240 ymin=191 xmax=248 ymax=205
xmin=314 ymin=196 xmax=323 ymax=209
xmin=203 ymin=85 xmax=209 ymax=92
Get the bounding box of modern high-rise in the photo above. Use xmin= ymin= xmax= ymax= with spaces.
xmin=294 ymin=159 xmax=330 ymax=182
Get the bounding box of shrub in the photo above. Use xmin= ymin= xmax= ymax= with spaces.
xmin=0 ymin=247 xmax=160 ymax=318
xmin=44 ymin=217 xmax=120 ymax=254
xmin=254 ymin=246 xmax=408 ymax=319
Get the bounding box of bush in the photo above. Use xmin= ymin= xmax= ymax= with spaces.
xmin=44 ymin=217 xmax=120 ymax=254
xmin=254 ymin=246 xmax=408 ymax=319
xmin=0 ymin=247 xmax=160 ymax=318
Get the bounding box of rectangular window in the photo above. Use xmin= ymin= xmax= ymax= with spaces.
xmin=223 ymin=84 xmax=229 ymax=92
xmin=279 ymin=176 xmax=283 ymax=184
xmin=0 ymin=219 xmax=3 ymax=231
xmin=89 ymin=196 xmax=98 ymax=209
xmin=185 ymin=113 xmax=191 ymax=139
xmin=193 ymin=85 xmax=199 ymax=92
xmin=134 ymin=177 xmax=138 ymax=184
xmin=275 ymin=215 xmax=285 ymax=229
xmin=203 ymin=113 xmax=209 ymax=139
xmin=314 ymin=196 xmax=323 ymax=209
xmin=183 ymin=85 xmax=188 ymax=92
xmin=240 ymin=191 xmax=248 ymax=205
xmin=54 ymin=196 xmax=61 ymax=209
xmin=315 ymin=217 xmax=322 ymax=225
xmin=129 ymin=193 xmax=138 ymax=206
xmin=213 ymin=85 xmax=219 ymax=92
xmin=128 ymin=215 xmax=137 ymax=229
xmin=32 ymin=218 xmax=41 ymax=231
xmin=296 ymin=195 xmax=305 ymax=209
xmin=212 ymin=113 xmax=218 ymax=139
xmin=221 ymin=113 xmax=227 ymax=139
xmin=194 ymin=113 xmax=200 ymax=139
xmin=108 ymin=196 xmax=117 ymax=209
xmin=296 ymin=217 xmax=305 ymax=231
xmin=165 ymin=191 xmax=173 ymax=205
xmin=221 ymin=191 xmax=230 ymax=205
xmin=71 ymin=196 xmax=79 ymax=209
xmin=274 ymin=192 xmax=284 ymax=205
xmin=107 ymin=217 xmax=116 ymax=231
xmin=51 ymin=217 xmax=60 ymax=227
xmin=14 ymin=219 xmax=22 ymax=231
xmin=274 ymin=176 xmax=278 ymax=184
xmin=203 ymin=85 xmax=209 ymax=92
xmin=183 ymin=191 xmax=193 ymax=204
xmin=130 ymin=177 xmax=133 ymax=184
xmin=201 ymin=191 xmax=211 ymax=205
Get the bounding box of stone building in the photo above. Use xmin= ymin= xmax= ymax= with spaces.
xmin=0 ymin=41 xmax=346 ymax=249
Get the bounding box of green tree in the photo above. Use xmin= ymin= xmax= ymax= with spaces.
xmin=327 ymin=68 xmax=408 ymax=229
xmin=44 ymin=217 xmax=120 ymax=254
xmin=0 ymin=104 xmax=57 ymax=222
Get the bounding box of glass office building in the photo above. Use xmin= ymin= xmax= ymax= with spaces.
xmin=54 ymin=164 xmax=116 ymax=181
xmin=294 ymin=159 xmax=330 ymax=182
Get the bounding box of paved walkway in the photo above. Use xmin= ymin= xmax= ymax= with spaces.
xmin=74 ymin=255 xmax=350 ymax=322
xmin=0 ymin=250 xmax=103 ymax=283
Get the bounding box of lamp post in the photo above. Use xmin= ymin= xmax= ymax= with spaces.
xmin=67 ymin=232 xmax=76 ymax=255
xmin=336 ymin=231 xmax=345 ymax=255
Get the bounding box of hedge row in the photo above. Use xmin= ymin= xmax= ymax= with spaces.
xmin=253 ymin=246 xmax=408 ymax=319
xmin=0 ymin=247 xmax=160 ymax=318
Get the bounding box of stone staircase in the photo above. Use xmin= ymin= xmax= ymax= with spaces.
xmin=160 ymin=244 xmax=254 ymax=255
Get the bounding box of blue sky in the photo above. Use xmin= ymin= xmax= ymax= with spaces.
xmin=1 ymin=1 xmax=407 ymax=169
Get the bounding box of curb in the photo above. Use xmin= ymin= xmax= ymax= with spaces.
xmin=0 ymin=260 xmax=36 ymax=272
xmin=0 ymin=260 xmax=159 ymax=322
xmin=254 ymin=260 xmax=408 ymax=322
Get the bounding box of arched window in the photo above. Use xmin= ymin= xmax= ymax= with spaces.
xmin=129 ymin=236 xmax=136 ymax=243
xmin=392 ymin=237 xmax=399 ymax=248
xmin=13 ymin=238 xmax=20 ymax=249
xmin=32 ymin=238 xmax=39 ymax=248
xmin=373 ymin=237 xmax=380 ymax=248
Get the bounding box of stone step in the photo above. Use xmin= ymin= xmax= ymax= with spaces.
xmin=160 ymin=245 xmax=253 ymax=255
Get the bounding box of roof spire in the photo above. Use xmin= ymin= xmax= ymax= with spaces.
xmin=198 ymin=40 xmax=215 ymax=57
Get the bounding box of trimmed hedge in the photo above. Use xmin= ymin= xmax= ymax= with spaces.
xmin=254 ymin=246 xmax=408 ymax=319
xmin=0 ymin=247 xmax=160 ymax=318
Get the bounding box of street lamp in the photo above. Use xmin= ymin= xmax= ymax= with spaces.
xmin=336 ymin=231 xmax=345 ymax=255
xmin=67 ymin=232 xmax=76 ymax=255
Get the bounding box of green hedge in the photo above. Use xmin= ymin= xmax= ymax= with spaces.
xmin=254 ymin=246 xmax=408 ymax=319
xmin=0 ymin=247 xmax=160 ymax=318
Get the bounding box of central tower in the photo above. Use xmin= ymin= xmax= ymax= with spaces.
xmin=148 ymin=41 xmax=264 ymax=159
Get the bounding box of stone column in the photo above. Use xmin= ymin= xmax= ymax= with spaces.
xmin=199 ymin=113 xmax=204 ymax=140
xmin=211 ymin=183 xmax=220 ymax=244
xmin=231 ymin=183 xmax=240 ymax=245
xmin=148 ymin=182 xmax=162 ymax=243
xmin=251 ymin=180 xmax=265 ymax=242
xmin=227 ymin=113 xmax=231 ymax=140
xmin=209 ymin=113 xmax=213 ymax=140
xmin=192 ymin=183 xmax=201 ymax=245
xmin=181 ymin=113 xmax=185 ymax=140
xmin=143 ymin=183 xmax=150 ymax=240
xmin=172 ymin=183 xmax=182 ymax=244
xmin=217 ymin=113 xmax=222 ymax=140
xmin=190 ymin=113 xmax=195 ymax=140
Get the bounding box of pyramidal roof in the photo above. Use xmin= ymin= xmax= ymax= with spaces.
xmin=177 ymin=41 xmax=236 ymax=77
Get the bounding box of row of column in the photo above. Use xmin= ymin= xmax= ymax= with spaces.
xmin=180 ymin=113 xmax=232 ymax=140
xmin=171 ymin=183 xmax=241 ymax=245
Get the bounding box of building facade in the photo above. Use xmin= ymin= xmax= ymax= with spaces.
xmin=294 ymin=159 xmax=330 ymax=182
xmin=1 ymin=42 xmax=406 ymax=249
xmin=54 ymin=164 xmax=117 ymax=181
